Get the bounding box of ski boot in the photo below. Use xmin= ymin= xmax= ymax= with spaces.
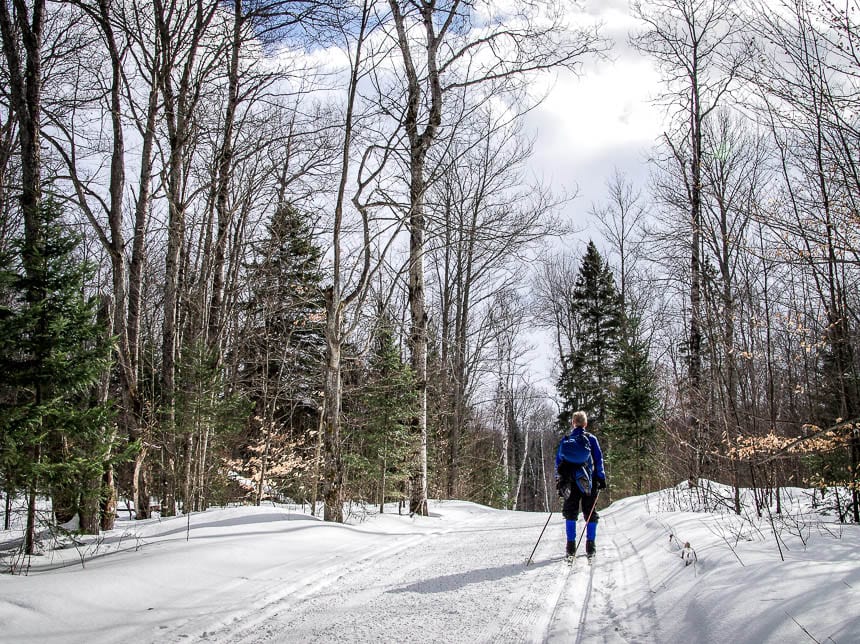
xmin=585 ymin=539 xmax=596 ymax=558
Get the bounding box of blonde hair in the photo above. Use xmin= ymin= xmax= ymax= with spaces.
xmin=572 ymin=411 xmax=588 ymax=427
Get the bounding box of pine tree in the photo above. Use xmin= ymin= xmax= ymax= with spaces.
xmin=350 ymin=309 xmax=419 ymax=513
xmin=557 ymin=241 xmax=623 ymax=431
xmin=0 ymin=199 xmax=113 ymax=552
xmin=237 ymin=203 xmax=327 ymax=503
xmin=605 ymin=315 xmax=661 ymax=496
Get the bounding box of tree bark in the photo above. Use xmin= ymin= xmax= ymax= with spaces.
xmin=207 ymin=0 xmax=243 ymax=352
xmin=389 ymin=0 xmax=446 ymax=516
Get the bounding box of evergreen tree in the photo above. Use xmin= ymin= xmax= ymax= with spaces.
xmin=0 ymin=199 xmax=113 ymax=552
xmin=604 ymin=315 xmax=661 ymax=496
xmin=814 ymin=316 xmax=860 ymax=522
xmin=349 ymin=309 xmax=419 ymax=513
xmin=557 ymin=241 xmax=623 ymax=431
xmin=171 ymin=340 xmax=250 ymax=513
xmin=237 ymin=203 xmax=327 ymax=501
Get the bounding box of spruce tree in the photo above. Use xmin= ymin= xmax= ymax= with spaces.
xmin=244 ymin=202 xmax=326 ymax=392
xmin=350 ymin=310 xmax=418 ymax=513
xmin=0 ymin=199 xmax=112 ymax=552
xmin=557 ymin=241 xmax=623 ymax=431
xmin=237 ymin=203 xmax=327 ymax=502
xmin=605 ymin=315 xmax=661 ymax=496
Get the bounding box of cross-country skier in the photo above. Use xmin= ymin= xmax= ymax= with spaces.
xmin=555 ymin=410 xmax=606 ymax=559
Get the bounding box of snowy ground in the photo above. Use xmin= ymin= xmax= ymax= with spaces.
xmin=1 ymin=484 xmax=857 ymax=643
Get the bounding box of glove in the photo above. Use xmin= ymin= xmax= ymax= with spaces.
xmin=556 ymin=479 xmax=571 ymax=499
xmin=595 ymin=477 xmax=607 ymax=490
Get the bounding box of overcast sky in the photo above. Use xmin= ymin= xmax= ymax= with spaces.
xmin=518 ymin=0 xmax=668 ymax=394
xmin=526 ymin=0 xmax=665 ymax=239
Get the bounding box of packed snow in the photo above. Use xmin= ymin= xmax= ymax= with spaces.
xmin=1 ymin=483 xmax=857 ymax=643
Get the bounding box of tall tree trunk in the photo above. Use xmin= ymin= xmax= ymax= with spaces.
xmin=389 ymin=0 xmax=445 ymax=517
xmin=688 ymin=80 xmax=704 ymax=484
xmin=124 ymin=68 xmax=160 ymax=519
xmin=407 ymin=157 xmax=429 ymax=516
xmin=153 ymin=0 xmax=217 ymax=519
xmin=207 ymin=0 xmax=243 ymax=353
xmin=322 ymin=290 xmax=344 ymax=522
xmin=320 ymin=2 xmax=372 ymax=523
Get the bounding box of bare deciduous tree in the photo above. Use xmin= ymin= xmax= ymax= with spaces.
xmin=386 ymin=0 xmax=604 ymax=514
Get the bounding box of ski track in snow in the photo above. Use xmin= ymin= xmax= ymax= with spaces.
xmin=154 ymin=506 xmax=658 ymax=644
xmin=9 ymin=487 xmax=854 ymax=643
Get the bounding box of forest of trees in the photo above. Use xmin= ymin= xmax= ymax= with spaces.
xmin=1 ymin=0 xmax=859 ymax=556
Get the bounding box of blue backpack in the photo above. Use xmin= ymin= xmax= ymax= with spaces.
xmin=559 ymin=432 xmax=594 ymax=494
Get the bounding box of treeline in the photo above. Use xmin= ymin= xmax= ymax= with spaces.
xmin=548 ymin=0 xmax=860 ymax=520
xmin=2 ymin=0 xmax=860 ymax=558
xmin=0 ymin=0 xmax=604 ymax=554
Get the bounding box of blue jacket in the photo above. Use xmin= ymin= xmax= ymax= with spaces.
xmin=556 ymin=426 xmax=605 ymax=480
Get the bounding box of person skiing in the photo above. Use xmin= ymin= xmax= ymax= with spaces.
xmin=555 ymin=410 xmax=606 ymax=559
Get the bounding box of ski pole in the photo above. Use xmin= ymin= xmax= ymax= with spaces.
xmin=526 ymin=509 xmax=554 ymax=566
xmin=574 ymin=488 xmax=601 ymax=556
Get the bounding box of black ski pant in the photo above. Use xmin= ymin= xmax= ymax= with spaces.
xmin=561 ymin=485 xmax=599 ymax=522
xmin=558 ymin=461 xmax=599 ymax=522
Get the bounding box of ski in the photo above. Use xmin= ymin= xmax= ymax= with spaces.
xmin=562 ymin=551 xmax=596 ymax=567
xmin=565 ymin=553 xmax=591 ymax=566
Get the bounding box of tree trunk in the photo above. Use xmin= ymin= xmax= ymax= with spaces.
xmin=0 ymin=0 xmax=46 ymax=555
xmin=4 ymin=486 xmax=12 ymax=531
xmin=322 ymin=288 xmax=344 ymax=523
xmin=311 ymin=398 xmax=325 ymax=516
xmin=256 ymin=424 xmax=271 ymax=506
xmin=407 ymin=165 xmax=429 ymax=515
xmin=319 ymin=3 xmax=372 ymax=523
xmin=25 ymin=468 xmax=38 ymax=556
xmin=79 ymin=475 xmax=102 ymax=535
xmin=133 ymin=446 xmax=150 ymax=519
xmin=0 ymin=0 xmax=45 ymax=271
xmin=182 ymin=434 xmax=194 ymax=513
xmin=207 ymin=0 xmax=243 ymax=352
xmin=122 ymin=68 xmax=160 ymax=519
xmin=100 ymin=464 xmax=117 ymax=531
xmin=153 ymin=0 xmax=218 ymax=518
xmin=512 ymin=423 xmax=530 ymax=512
xmin=389 ymin=0 xmax=442 ymax=517
xmin=196 ymin=423 xmax=210 ymax=511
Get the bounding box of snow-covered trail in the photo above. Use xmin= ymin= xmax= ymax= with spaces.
xmin=541 ymin=512 xmax=659 ymax=644
xmin=7 ymin=487 xmax=855 ymax=643
xmin=154 ymin=502 xmax=657 ymax=644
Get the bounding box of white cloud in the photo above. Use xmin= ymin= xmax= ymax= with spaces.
xmin=533 ymin=56 xmax=665 ymax=163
